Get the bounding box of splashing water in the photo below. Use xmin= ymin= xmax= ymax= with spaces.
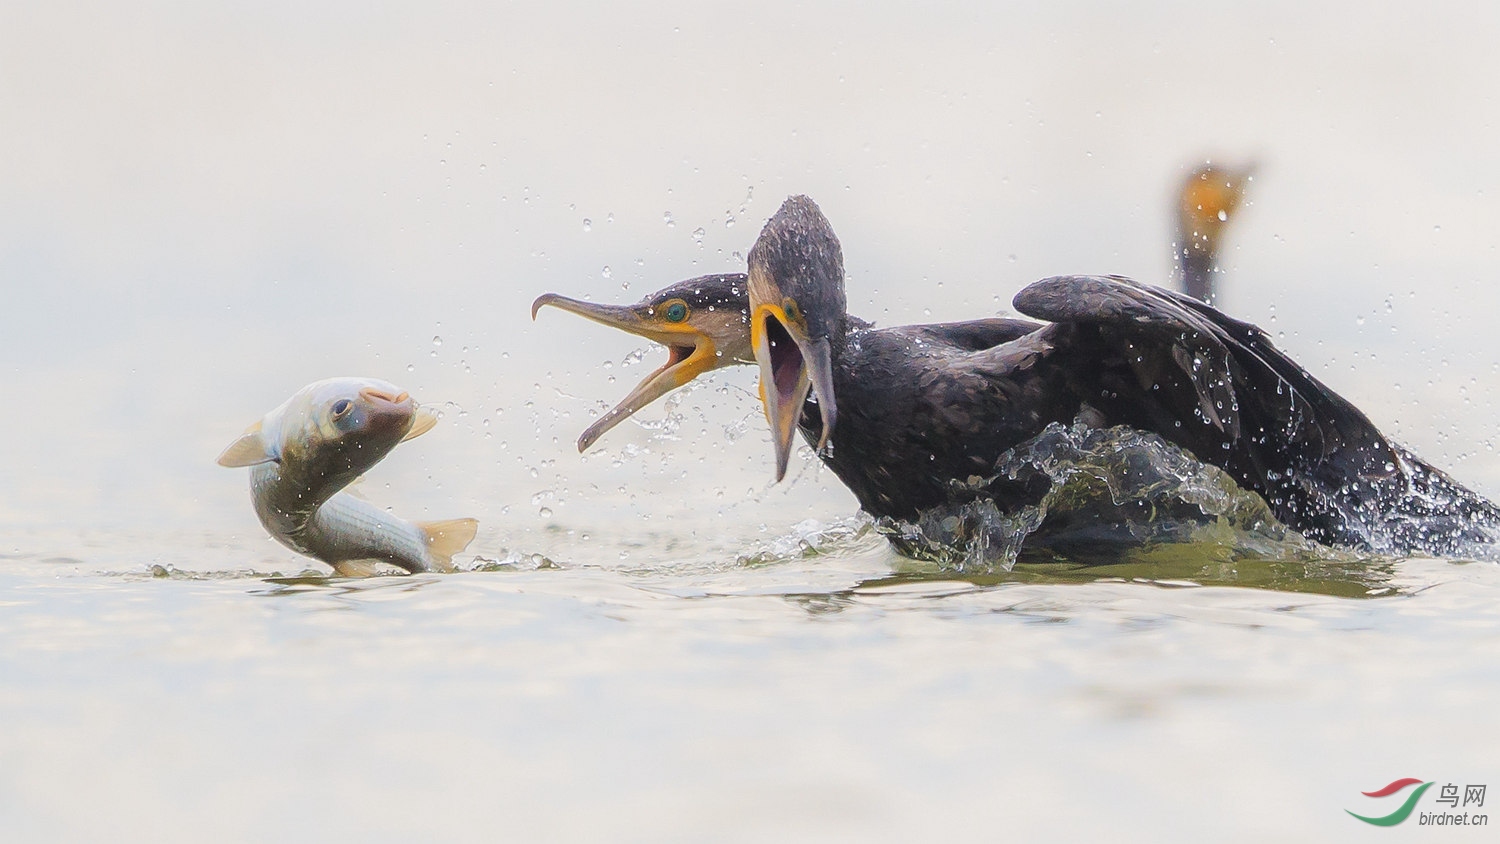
xmin=875 ymin=422 xmax=1324 ymax=572
xmin=1310 ymin=444 xmax=1500 ymax=561
xmin=464 ymin=550 xmax=563 ymax=572
xmin=736 ymin=517 xmax=880 ymax=567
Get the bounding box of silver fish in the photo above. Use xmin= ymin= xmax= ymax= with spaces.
xmin=217 ymin=377 xmax=478 ymax=576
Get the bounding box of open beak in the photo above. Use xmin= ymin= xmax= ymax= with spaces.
xmin=750 ymin=303 xmax=837 ymax=482
xmin=532 ymin=293 xmax=719 ymax=452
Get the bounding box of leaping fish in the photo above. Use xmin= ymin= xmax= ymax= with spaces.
xmin=217 ymin=377 xmax=478 ymax=576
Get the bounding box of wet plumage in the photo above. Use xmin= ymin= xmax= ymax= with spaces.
xmin=532 ymin=276 xmax=759 ymax=451
xmin=537 ymin=196 xmax=1500 ymax=558
xmin=748 ymin=195 xmax=1500 ymax=555
xmin=533 ymin=275 xmax=1035 ymax=453
xmin=217 ymin=377 xmax=478 ymax=575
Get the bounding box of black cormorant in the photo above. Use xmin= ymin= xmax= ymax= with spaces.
xmin=532 ymin=276 xmax=1036 ymax=451
xmin=531 ymin=277 xmax=756 ymax=452
xmin=534 ymin=197 xmax=1500 ymax=557
xmin=746 ymin=195 xmax=1499 ymax=555
xmin=1175 ymin=162 xmax=1253 ymax=304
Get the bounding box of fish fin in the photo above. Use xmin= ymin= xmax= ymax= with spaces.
xmin=416 ymin=518 xmax=479 ymax=572
xmin=402 ymin=408 xmax=439 ymax=442
xmin=331 ymin=558 xmax=388 ymax=578
xmin=216 ymin=421 xmax=274 ymax=467
xmin=344 ymin=475 xmax=369 ymax=501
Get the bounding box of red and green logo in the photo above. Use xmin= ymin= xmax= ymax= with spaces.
xmin=1347 ymin=778 xmax=1433 ymax=826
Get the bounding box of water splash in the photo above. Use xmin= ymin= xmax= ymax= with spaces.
xmin=1328 ymin=445 xmax=1500 ymax=561
xmin=737 ymin=517 xmax=879 ymax=567
xmin=140 ymin=563 xmax=326 ymax=581
xmin=465 ymin=551 xmax=562 ymax=572
xmin=875 ymin=422 xmax=1321 ymax=572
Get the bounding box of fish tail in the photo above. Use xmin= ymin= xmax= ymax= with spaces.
xmin=415 ymin=518 xmax=479 ymax=571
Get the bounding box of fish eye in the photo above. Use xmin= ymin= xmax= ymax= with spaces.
xmin=662 ymin=300 xmax=690 ymax=323
xmin=331 ymin=399 xmax=353 ymax=418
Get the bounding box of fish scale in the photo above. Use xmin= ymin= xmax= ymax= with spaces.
xmin=258 ymin=479 xmax=434 ymax=574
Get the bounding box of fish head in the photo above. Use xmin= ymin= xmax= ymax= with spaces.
xmin=283 ymin=378 xmax=420 ymax=479
xmin=220 ymin=377 xmax=436 ymax=495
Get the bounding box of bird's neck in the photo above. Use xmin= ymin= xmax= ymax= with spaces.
xmin=1178 ymin=244 xmax=1217 ymax=304
xmin=825 ymin=312 xmax=856 ymax=358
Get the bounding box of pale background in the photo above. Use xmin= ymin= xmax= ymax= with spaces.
xmin=2 ymin=2 xmax=1498 ymax=840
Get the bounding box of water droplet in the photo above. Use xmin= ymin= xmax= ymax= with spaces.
xmin=601 ymin=265 xmax=612 ymax=278
xmin=582 ymin=218 xmax=592 ymax=232
xmin=406 ymin=363 xmax=415 ymax=372
xmin=432 ymin=335 xmax=442 ymax=347
xmin=692 ymin=226 xmax=706 ymax=243
xmin=538 ymin=507 xmax=553 ymax=518
xmin=1217 ymin=210 xmax=1228 ymax=222
xmin=663 ymin=211 xmax=675 ymax=228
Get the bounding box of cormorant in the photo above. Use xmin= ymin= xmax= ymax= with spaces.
xmin=1175 ymin=162 xmax=1253 ymax=304
xmin=531 ymin=277 xmax=757 ymax=452
xmin=534 ymin=196 xmax=1500 ymax=557
xmin=532 ymin=277 xmax=1036 ymax=452
xmin=744 ymin=195 xmax=1499 ymax=555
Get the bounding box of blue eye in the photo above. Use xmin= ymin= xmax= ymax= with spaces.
xmin=331 ymin=399 xmax=353 ymax=417
xmin=663 ymin=301 xmax=689 ymax=322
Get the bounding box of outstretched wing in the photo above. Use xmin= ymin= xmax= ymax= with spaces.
xmin=1010 ymin=274 xmax=1409 ymax=548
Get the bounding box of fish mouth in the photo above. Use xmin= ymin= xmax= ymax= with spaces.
xmin=532 ymin=292 xmax=720 ymax=451
xmin=357 ymin=386 xmax=417 ymax=437
xmin=751 ymin=303 xmax=836 ymax=482
xmin=360 ymin=388 xmax=411 ymax=406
